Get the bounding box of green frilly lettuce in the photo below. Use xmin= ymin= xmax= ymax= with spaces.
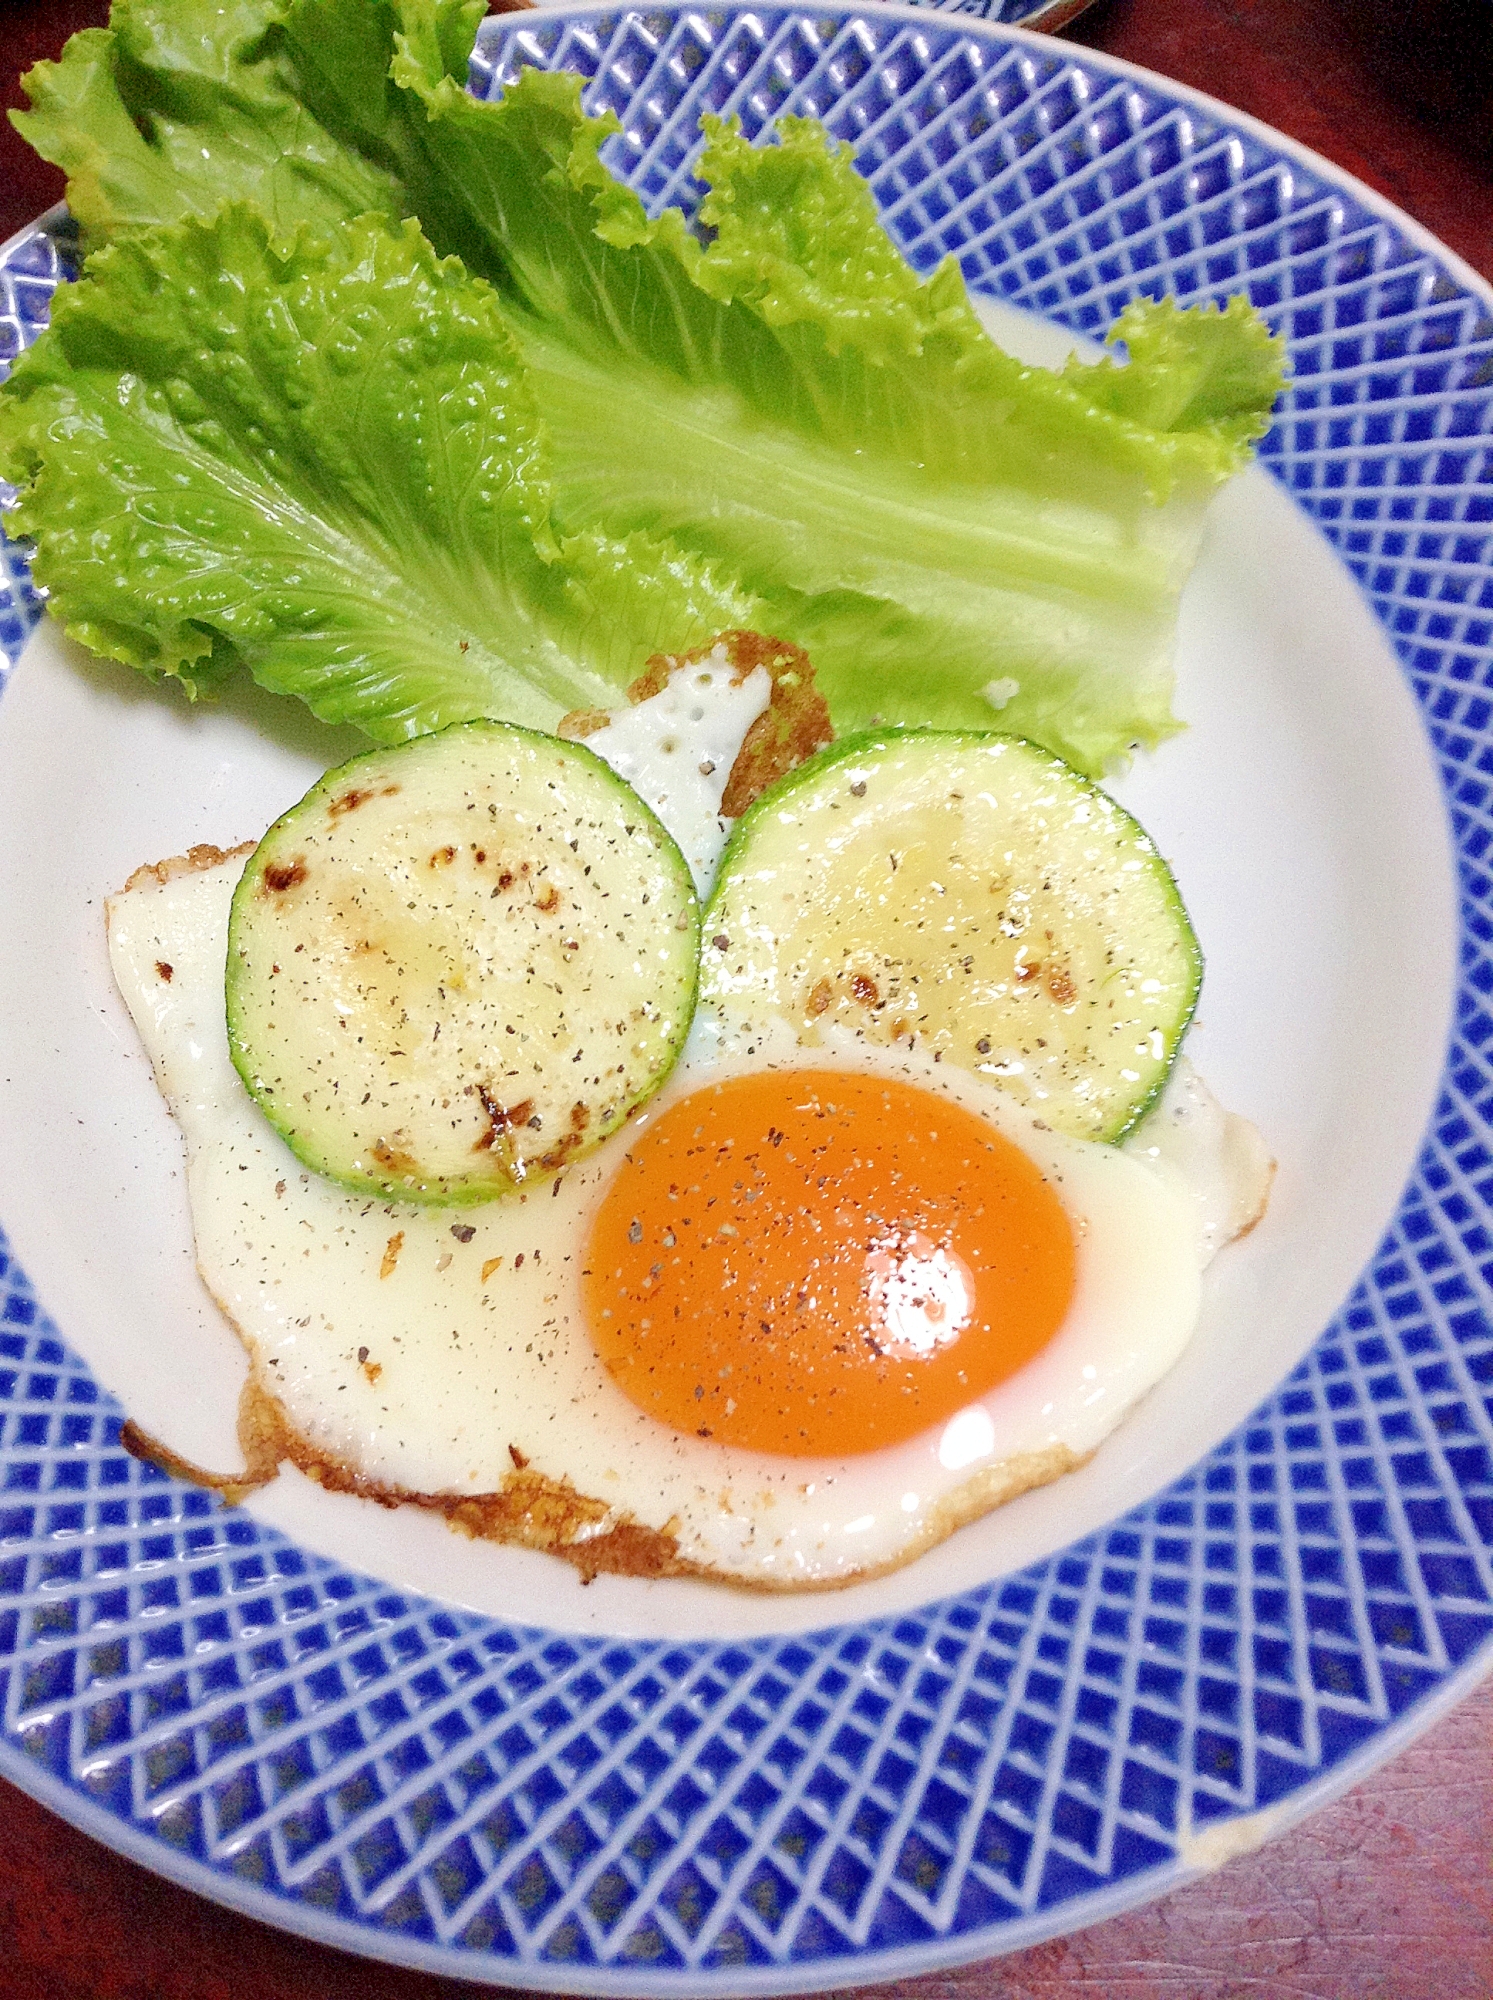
xmin=0 ymin=204 xmax=753 ymax=738
xmin=4 ymin=0 xmax=1287 ymax=771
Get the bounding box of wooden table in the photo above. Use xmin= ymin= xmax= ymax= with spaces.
xmin=2 ymin=1 xmax=1491 ymax=1993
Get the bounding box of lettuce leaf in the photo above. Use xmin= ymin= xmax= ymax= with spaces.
xmin=380 ymin=60 xmax=1286 ymax=765
xmin=392 ymin=62 xmax=1276 ymax=495
xmin=0 ymin=204 xmax=754 ymax=738
xmin=8 ymin=0 xmax=1286 ymax=770
xmin=11 ymin=0 xmax=404 ymax=248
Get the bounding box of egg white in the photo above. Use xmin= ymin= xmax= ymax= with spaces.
xmin=106 ymin=845 xmax=1229 ymax=1590
xmin=577 ymin=644 xmax=773 ymax=895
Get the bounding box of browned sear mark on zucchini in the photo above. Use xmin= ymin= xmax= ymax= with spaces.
xmin=371 ymin=1137 xmax=420 ymax=1178
xmin=329 ymin=783 xmax=399 ymax=818
xmin=262 ymin=857 xmax=307 ymax=893
xmin=473 ymin=1085 xmax=533 ymax=1152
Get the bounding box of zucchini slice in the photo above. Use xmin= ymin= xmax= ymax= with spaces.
xmin=227 ymin=721 xmax=699 ymax=1202
xmin=701 ymin=730 xmax=1200 ymax=1141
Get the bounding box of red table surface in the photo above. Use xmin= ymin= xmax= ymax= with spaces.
xmin=1 ymin=1 xmax=1491 ymax=1995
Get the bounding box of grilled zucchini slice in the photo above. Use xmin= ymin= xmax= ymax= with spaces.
xmin=227 ymin=720 xmax=699 ymax=1202
xmin=701 ymin=730 xmax=1199 ymax=1141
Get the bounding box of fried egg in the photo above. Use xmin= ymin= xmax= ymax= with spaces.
xmin=569 ymin=641 xmax=772 ymax=894
xmin=107 ymin=844 xmax=1267 ymax=1590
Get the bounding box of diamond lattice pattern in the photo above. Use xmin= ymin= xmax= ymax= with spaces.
xmin=1 ymin=7 xmax=1490 ymax=1985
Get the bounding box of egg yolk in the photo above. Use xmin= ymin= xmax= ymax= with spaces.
xmin=583 ymin=1070 xmax=1076 ymax=1457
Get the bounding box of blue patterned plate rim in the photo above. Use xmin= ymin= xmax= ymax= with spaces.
xmin=0 ymin=4 xmax=1490 ymax=1990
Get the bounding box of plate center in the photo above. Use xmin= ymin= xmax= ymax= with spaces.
xmin=0 ymin=305 xmax=1456 ymax=1643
